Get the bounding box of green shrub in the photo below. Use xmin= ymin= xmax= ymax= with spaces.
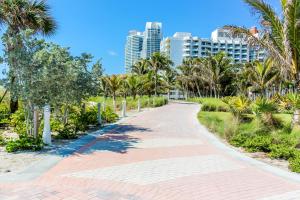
xmin=9 ymin=109 xmax=26 ymax=135
xmin=0 ymin=134 xmax=6 ymax=146
xmin=269 ymin=144 xmax=295 ymax=159
xmin=54 ymin=123 xmax=77 ymax=139
xmin=5 ymin=136 xmax=43 ymax=152
xmin=152 ymin=97 xmax=168 ymax=107
xmin=243 ymin=135 xmax=272 ymax=153
xmin=229 ymin=133 xmax=249 ymax=147
xmin=201 ymin=103 xmax=217 ymax=112
xmin=0 ymin=104 xmax=10 ymax=124
xmin=50 ymin=118 xmax=64 ymax=133
xmin=70 ymin=106 xmax=98 ymax=131
xmin=289 ymin=151 xmax=300 ymax=173
xmin=101 ymin=107 xmax=118 ymax=123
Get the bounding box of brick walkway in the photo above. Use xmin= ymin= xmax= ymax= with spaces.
xmin=1 ymin=102 xmax=300 ymax=199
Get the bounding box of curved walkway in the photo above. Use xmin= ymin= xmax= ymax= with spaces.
xmin=1 ymin=102 xmax=300 ymax=199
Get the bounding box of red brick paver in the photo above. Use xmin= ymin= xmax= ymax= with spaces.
xmin=0 ymin=102 xmax=300 ymax=200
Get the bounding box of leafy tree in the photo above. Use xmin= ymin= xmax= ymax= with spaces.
xmin=162 ymin=68 xmax=177 ymax=99
xmin=104 ymin=75 xmax=121 ymax=110
xmin=0 ymin=0 xmax=57 ymax=112
xmin=126 ymin=74 xmax=142 ymax=99
xmin=202 ymin=52 xmax=232 ymax=98
xmin=226 ymin=0 xmax=300 ymax=122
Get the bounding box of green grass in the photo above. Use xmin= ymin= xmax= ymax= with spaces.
xmin=198 ymin=111 xmax=234 ymax=138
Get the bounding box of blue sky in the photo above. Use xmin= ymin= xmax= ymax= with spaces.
xmin=2 ymin=0 xmax=281 ymax=75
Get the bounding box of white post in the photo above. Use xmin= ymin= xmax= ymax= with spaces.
xmin=113 ymin=99 xmax=116 ymax=112
xmin=42 ymin=104 xmax=51 ymax=145
xmin=97 ymin=103 xmax=102 ymax=126
xmin=122 ymin=100 xmax=126 ymax=117
xmin=102 ymin=101 xmax=106 ymax=111
xmin=137 ymin=98 xmax=141 ymax=112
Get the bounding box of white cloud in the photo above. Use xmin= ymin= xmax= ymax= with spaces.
xmin=108 ymin=50 xmax=118 ymax=56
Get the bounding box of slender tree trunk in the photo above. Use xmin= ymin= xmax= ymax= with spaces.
xmin=33 ymin=106 xmax=39 ymax=139
xmin=154 ymin=73 xmax=158 ymax=96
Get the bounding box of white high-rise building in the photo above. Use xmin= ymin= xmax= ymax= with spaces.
xmin=161 ymin=27 xmax=265 ymax=67
xmin=141 ymin=22 xmax=162 ymax=59
xmin=124 ymin=30 xmax=144 ymax=72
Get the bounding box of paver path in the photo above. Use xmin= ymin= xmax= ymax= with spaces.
xmin=1 ymin=102 xmax=300 ymax=199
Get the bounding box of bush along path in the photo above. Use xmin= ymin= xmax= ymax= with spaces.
xmin=1 ymin=96 xmax=168 ymax=153
xmin=189 ymin=96 xmax=300 ymax=173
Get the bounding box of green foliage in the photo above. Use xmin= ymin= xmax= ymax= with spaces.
xmin=9 ymin=109 xmax=26 ymax=135
xmin=289 ymin=151 xmax=300 ymax=173
xmin=70 ymin=106 xmax=98 ymax=132
xmin=54 ymin=123 xmax=77 ymax=139
xmin=0 ymin=134 xmax=6 ymax=146
xmin=5 ymin=136 xmax=43 ymax=152
xmin=189 ymin=97 xmax=229 ymax=112
xmin=198 ymin=111 xmax=234 ymax=138
xmin=243 ymin=135 xmax=272 ymax=153
xmin=101 ymin=107 xmax=119 ymax=123
xmin=251 ymin=98 xmax=283 ymax=129
xmin=223 ymin=96 xmax=250 ymax=121
xmin=152 ymin=97 xmax=168 ymax=107
xmin=269 ymin=145 xmax=296 ymax=160
xmin=0 ymin=104 xmax=10 ymax=124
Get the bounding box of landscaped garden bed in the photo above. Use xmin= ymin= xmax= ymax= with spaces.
xmin=189 ymin=97 xmax=300 ymax=173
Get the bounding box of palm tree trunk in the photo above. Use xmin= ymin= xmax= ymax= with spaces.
xmin=154 ymin=73 xmax=158 ymax=96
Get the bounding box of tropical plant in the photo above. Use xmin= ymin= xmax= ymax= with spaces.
xmin=148 ymin=52 xmax=173 ymax=96
xmin=251 ymin=97 xmax=282 ymax=129
xmin=0 ymin=0 xmax=57 ymax=113
xmin=162 ymin=68 xmax=177 ymax=99
xmin=126 ymin=75 xmax=142 ymax=99
xmin=202 ymin=52 xmax=233 ymax=98
xmin=248 ymin=59 xmax=279 ymax=96
xmin=225 ymin=0 xmax=300 ymax=123
xmin=223 ymin=96 xmax=250 ymax=121
xmin=131 ymin=59 xmax=149 ymax=75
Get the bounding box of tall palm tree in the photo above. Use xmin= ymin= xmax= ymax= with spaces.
xmin=126 ymin=74 xmax=142 ymax=99
xmin=131 ymin=59 xmax=149 ymax=75
xmin=202 ymin=52 xmax=232 ymax=98
xmin=104 ymin=75 xmax=121 ymax=111
xmin=0 ymin=0 xmax=57 ymax=112
xmin=177 ymin=62 xmax=194 ymax=99
xmin=248 ymin=58 xmax=279 ymax=96
xmin=225 ymin=0 xmax=299 ymax=86
xmin=148 ymin=52 xmax=173 ymax=96
xmin=162 ymin=68 xmax=177 ymax=99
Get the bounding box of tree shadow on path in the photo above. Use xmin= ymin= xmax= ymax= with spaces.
xmin=52 ymin=124 xmax=152 ymax=156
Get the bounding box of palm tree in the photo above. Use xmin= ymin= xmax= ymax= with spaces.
xmin=225 ymin=0 xmax=299 ymax=87
xmin=104 ymin=75 xmax=120 ymax=111
xmin=248 ymin=58 xmax=279 ymax=96
xmin=202 ymin=52 xmax=232 ymax=98
xmin=162 ymin=68 xmax=177 ymax=100
xmin=148 ymin=52 xmax=173 ymax=96
xmin=0 ymin=0 xmax=57 ymax=112
xmin=131 ymin=59 xmax=149 ymax=75
xmin=126 ymin=75 xmax=142 ymax=99
xmin=177 ymin=62 xmax=194 ymax=100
